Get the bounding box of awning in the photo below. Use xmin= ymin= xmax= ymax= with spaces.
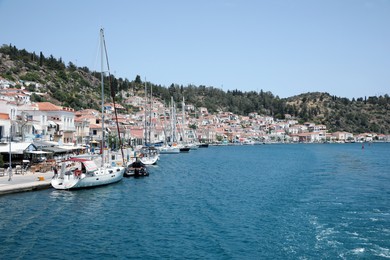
xmin=33 ymin=140 xmax=55 ymax=148
xmin=58 ymin=146 xmax=84 ymax=151
xmin=33 ymin=124 xmax=43 ymax=131
xmin=42 ymin=146 xmax=68 ymax=153
xmin=83 ymin=160 xmax=98 ymax=172
xmin=0 ymin=142 xmax=36 ymax=154
xmin=26 ymin=151 xmax=52 ymax=154
xmin=47 ymin=120 xmax=57 ymax=127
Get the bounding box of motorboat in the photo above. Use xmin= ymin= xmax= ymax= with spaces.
xmin=125 ymin=159 xmax=149 ymax=178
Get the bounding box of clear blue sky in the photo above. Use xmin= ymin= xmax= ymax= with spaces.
xmin=1 ymin=0 xmax=389 ymax=99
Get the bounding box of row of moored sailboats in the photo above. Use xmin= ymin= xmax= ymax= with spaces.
xmin=51 ymin=28 xmax=208 ymax=190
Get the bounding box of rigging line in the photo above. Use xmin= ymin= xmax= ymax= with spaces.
xmin=91 ymin=31 xmax=101 ymax=78
xmin=101 ymin=29 xmax=125 ymax=165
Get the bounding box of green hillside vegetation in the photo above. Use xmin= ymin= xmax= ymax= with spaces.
xmin=1 ymin=44 xmax=389 ymax=134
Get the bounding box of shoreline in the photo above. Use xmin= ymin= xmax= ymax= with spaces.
xmin=0 ymin=171 xmax=54 ymax=196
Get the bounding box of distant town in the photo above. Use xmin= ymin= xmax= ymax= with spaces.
xmin=1 ymin=76 xmax=389 ymax=154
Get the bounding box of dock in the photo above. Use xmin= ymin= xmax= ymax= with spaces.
xmin=0 ymin=170 xmax=54 ymax=196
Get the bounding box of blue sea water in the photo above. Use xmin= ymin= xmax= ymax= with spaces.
xmin=0 ymin=143 xmax=389 ymax=259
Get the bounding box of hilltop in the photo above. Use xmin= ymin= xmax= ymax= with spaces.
xmin=285 ymin=92 xmax=390 ymax=134
xmin=1 ymin=44 xmax=389 ymax=134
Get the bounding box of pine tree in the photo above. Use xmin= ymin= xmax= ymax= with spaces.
xmin=39 ymin=51 xmax=44 ymax=66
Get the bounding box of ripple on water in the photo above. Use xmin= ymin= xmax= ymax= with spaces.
xmin=0 ymin=144 xmax=389 ymax=259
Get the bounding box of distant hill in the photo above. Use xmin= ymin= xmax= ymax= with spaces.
xmin=1 ymin=44 xmax=389 ymax=134
xmin=284 ymin=92 xmax=390 ymax=134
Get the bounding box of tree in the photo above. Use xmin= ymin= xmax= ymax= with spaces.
xmin=135 ymin=75 xmax=142 ymax=84
xmin=39 ymin=51 xmax=44 ymax=66
xmin=68 ymin=61 xmax=77 ymax=71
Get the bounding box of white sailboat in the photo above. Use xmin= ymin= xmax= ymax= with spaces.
xmin=138 ymin=80 xmax=159 ymax=165
xmin=178 ymin=97 xmax=191 ymax=152
xmin=158 ymin=101 xmax=180 ymax=154
xmin=158 ymin=145 xmax=180 ymax=154
xmin=51 ymin=28 xmax=124 ymax=190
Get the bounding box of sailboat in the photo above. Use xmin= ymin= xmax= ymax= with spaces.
xmin=138 ymin=80 xmax=159 ymax=165
xmin=158 ymin=101 xmax=180 ymax=154
xmin=51 ymin=28 xmax=125 ymax=190
xmin=178 ymin=97 xmax=190 ymax=152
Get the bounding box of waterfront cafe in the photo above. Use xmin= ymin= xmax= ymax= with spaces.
xmin=0 ymin=142 xmax=52 ymax=168
xmin=33 ymin=140 xmax=86 ymax=162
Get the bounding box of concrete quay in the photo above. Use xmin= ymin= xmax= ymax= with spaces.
xmin=0 ymin=171 xmax=54 ymax=196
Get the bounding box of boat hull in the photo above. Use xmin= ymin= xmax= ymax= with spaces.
xmin=140 ymin=155 xmax=159 ymax=165
xmin=159 ymin=147 xmax=180 ymax=154
xmin=124 ymin=167 xmax=149 ymax=178
xmin=51 ymin=166 xmax=124 ymax=190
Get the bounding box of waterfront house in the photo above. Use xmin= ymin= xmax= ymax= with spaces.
xmin=24 ymin=102 xmax=76 ymax=144
xmin=332 ymin=131 xmax=354 ymax=142
xmin=0 ymin=112 xmax=11 ymax=141
xmin=129 ymin=126 xmax=144 ymax=146
xmin=289 ymin=134 xmax=300 ymax=143
xmin=356 ymin=133 xmax=374 ymax=142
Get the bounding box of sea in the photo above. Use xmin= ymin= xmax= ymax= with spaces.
xmin=0 ymin=143 xmax=389 ymax=259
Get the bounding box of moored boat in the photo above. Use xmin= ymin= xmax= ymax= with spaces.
xmin=125 ymin=159 xmax=149 ymax=178
xmin=51 ymin=28 xmax=125 ymax=190
xmin=158 ymin=145 xmax=180 ymax=154
xmin=51 ymin=158 xmax=124 ymax=189
xmin=139 ymin=146 xmax=159 ymax=165
xmin=187 ymin=143 xmax=199 ymax=150
xmin=179 ymin=145 xmax=190 ymax=152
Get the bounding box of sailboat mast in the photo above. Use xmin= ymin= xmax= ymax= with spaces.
xmin=182 ymin=97 xmax=185 ymax=144
xmin=149 ymin=84 xmax=152 ymax=145
xmin=144 ymin=79 xmax=147 ymax=146
xmin=100 ymin=28 xmax=105 ymax=167
xmin=171 ymin=97 xmax=175 ymax=143
xmin=101 ymin=28 xmax=125 ymax=165
xmin=163 ymin=102 xmax=167 ymax=145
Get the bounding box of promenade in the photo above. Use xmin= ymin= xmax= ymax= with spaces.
xmin=0 ymin=170 xmax=54 ymax=196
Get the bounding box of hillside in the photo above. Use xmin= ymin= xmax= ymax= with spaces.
xmin=1 ymin=44 xmax=389 ymax=134
xmin=0 ymin=44 xmax=145 ymax=111
xmin=284 ymin=92 xmax=390 ymax=134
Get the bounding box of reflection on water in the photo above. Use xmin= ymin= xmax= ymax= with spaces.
xmin=49 ymin=189 xmax=76 ymax=201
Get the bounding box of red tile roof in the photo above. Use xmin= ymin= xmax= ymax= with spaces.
xmin=37 ymin=102 xmax=61 ymax=111
xmin=0 ymin=113 xmax=9 ymax=120
xmin=36 ymin=102 xmax=74 ymax=112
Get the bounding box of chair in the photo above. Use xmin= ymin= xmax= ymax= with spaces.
xmin=15 ymin=165 xmax=22 ymax=175
xmin=0 ymin=168 xmax=4 ymax=176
